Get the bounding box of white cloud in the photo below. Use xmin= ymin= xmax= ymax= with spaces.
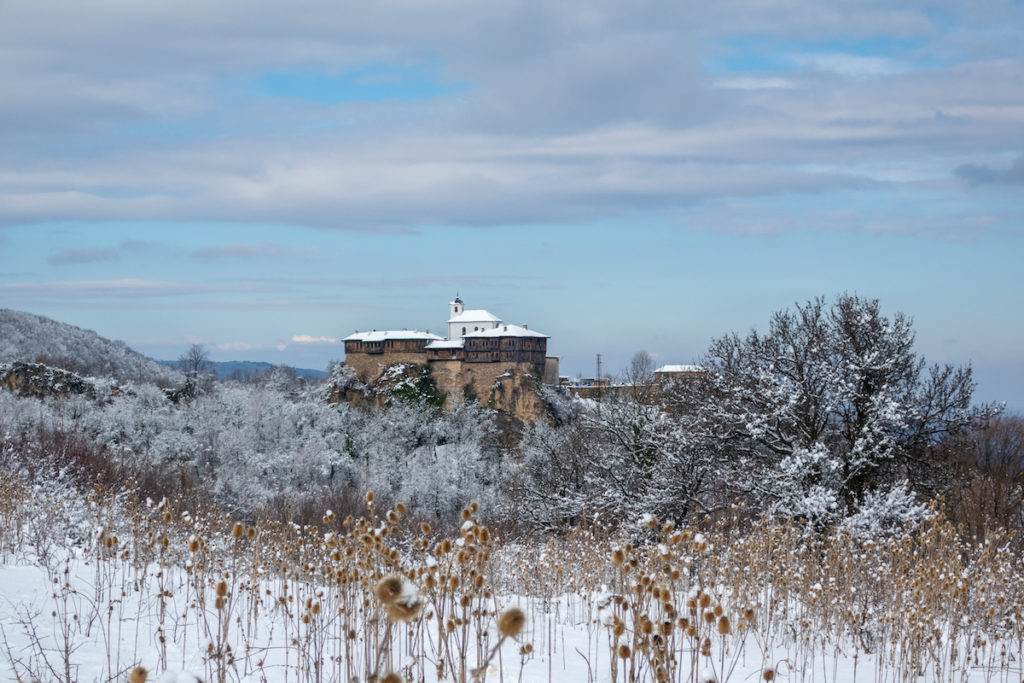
xmin=290 ymin=335 xmax=338 ymax=344
xmin=0 ymin=279 xmax=281 ymax=298
xmin=793 ymin=53 xmax=909 ymax=77
xmin=191 ymin=242 xmax=320 ymax=260
xmin=216 ymin=341 xmax=255 ymax=351
xmin=0 ymin=1 xmax=1019 ymax=236
xmin=714 ymin=77 xmax=798 ymax=90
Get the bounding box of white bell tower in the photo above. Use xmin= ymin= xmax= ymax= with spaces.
xmin=449 ymin=295 xmax=463 ymax=319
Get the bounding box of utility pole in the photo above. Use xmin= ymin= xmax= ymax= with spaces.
xmin=596 ymin=353 xmax=603 ymax=403
xmin=596 ymin=353 xmax=602 ymax=382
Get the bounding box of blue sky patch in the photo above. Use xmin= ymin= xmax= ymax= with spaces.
xmin=247 ymin=63 xmax=471 ymax=104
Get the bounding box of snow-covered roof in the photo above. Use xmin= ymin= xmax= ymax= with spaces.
xmin=424 ymin=339 xmax=465 ymax=349
xmin=463 ymin=324 xmax=549 ymax=339
xmin=343 ymin=330 xmax=444 ymax=342
xmin=448 ymin=309 xmax=502 ymax=324
xmin=655 ymin=364 xmax=705 ymax=373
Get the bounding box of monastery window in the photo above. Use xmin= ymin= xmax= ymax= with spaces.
xmin=462 ymin=327 xmax=466 ymax=335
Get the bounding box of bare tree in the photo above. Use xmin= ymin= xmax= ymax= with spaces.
xmin=178 ymin=343 xmax=211 ymax=376
xmin=620 ymin=350 xmax=657 ymax=404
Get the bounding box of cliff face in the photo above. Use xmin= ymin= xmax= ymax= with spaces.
xmin=487 ymin=367 xmax=547 ymax=423
xmin=332 ymin=359 xmax=553 ymax=435
xmin=0 ymin=361 xmax=108 ymax=400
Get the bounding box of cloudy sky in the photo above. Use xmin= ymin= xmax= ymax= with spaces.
xmin=0 ymin=0 xmax=1021 ymax=409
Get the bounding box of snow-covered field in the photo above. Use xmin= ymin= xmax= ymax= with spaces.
xmin=1 ymin=481 xmax=1021 ymax=683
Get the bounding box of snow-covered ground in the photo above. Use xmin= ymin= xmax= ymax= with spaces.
xmin=1 ymin=491 xmax=1021 ymax=683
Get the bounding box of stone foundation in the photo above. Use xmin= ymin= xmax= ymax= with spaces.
xmin=344 ymin=351 xmax=429 ymax=383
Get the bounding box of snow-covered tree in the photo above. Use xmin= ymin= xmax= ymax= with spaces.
xmin=676 ymin=294 xmax=997 ymax=529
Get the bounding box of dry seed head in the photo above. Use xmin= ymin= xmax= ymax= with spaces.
xmin=704 ymin=610 xmax=716 ymax=624
xmin=381 ymin=673 xmax=404 ymax=683
xmin=520 ymin=643 xmax=533 ymax=655
xmin=498 ymin=606 xmax=526 ymax=638
xmin=162 ymin=511 xmax=172 ymax=523
xmin=763 ymin=669 xmax=775 ymax=681
xmin=215 ymin=596 xmax=226 ymax=610
xmin=387 ymin=510 xmax=400 ymax=525
xmin=421 ymin=522 xmax=431 ymax=535
xmin=469 ymin=501 xmax=479 ymax=514
xmin=461 ymin=508 xmax=472 ymax=521
xmin=374 ymin=575 xmax=405 ymax=605
xmin=618 ymin=644 xmax=631 ymax=659
xmin=366 ymin=490 xmax=375 ymax=503
xmin=386 ymin=598 xmax=423 ymax=622
xmin=611 ymin=548 xmax=626 ymax=566
xmin=128 ymin=666 xmax=148 ymax=683
xmin=713 ymin=604 xmax=723 ymax=617
xmin=718 ymin=616 xmax=731 ymax=635
xmin=246 ymin=527 xmax=256 ymax=539
xmin=216 ymin=581 xmax=228 ymax=597
xmin=699 ymin=592 xmax=712 ymax=608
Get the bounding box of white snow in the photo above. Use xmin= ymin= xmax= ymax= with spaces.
xmin=463 ymin=324 xmax=549 ymax=338
xmin=447 ymin=309 xmax=503 ymax=324
xmin=654 ymin=364 xmax=705 ymax=373
xmin=344 ymin=330 xmax=444 ymax=342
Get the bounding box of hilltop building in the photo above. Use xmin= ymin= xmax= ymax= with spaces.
xmin=343 ymin=297 xmax=559 ymax=410
xmin=654 ymin=364 xmax=706 ymax=383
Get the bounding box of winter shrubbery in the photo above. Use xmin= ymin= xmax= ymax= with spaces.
xmin=0 ymin=294 xmax=1015 ymax=539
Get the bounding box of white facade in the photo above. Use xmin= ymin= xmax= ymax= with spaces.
xmin=447 ymin=297 xmax=502 ymax=340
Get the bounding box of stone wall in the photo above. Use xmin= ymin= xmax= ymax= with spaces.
xmin=344 ymin=352 xmax=428 ymax=383
xmin=543 ymin=356 xmax=559 ymax=385
xmin=344 ymin=353 xmax=553 ymax=424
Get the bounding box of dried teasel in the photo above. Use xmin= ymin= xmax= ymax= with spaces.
xmin=497 ymin=606 xmax=526 ymax=638
xmin=373 ymin=575 xmax=405 ymax=605
xmin=386 ymin=598 xmax=423 ymax=623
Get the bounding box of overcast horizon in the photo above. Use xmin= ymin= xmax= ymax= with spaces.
xmin=0 ymin=0 xmax=1021 ymax=411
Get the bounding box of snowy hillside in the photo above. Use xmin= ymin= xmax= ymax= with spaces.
xmin=0 ymin=309 xmax=181 ymax=385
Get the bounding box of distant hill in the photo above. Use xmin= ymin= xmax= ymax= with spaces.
xmin=0 ymin=309 xmax=182 ymax=385
xmin=158 ymin=359 xmax=328 ymax=382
